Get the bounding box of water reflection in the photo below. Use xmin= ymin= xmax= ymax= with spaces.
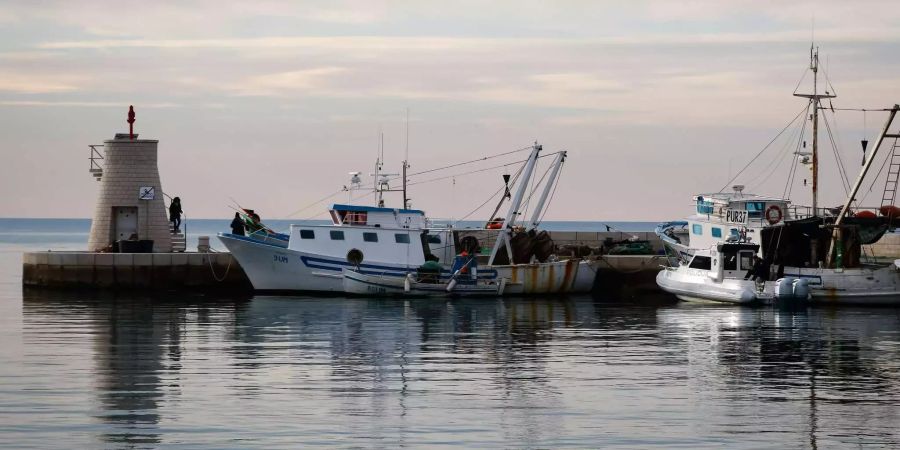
xmin=18 ymin=290 xmax=900 ymax=448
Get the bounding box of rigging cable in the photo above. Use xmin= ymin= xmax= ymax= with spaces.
xmin=519 ymin=158 xmax=558 ymax=225
xmin=406 ymin=152 xmax=562 ymax=187
xmin=483 ymin=163 xmax=526 ymax=224
xmin=285 ymin=187 xmax=349 ymax=218
xmin=821 ymin=110 xmax=852 ymax=196
xmin=386 ymin=145 xmax=533 ymax=183
xmin=782 ymin=103 xmax=811 ymax=200
xmin=718 ymin=104 xmax=809 ymax=193
xmin=744 ymin=112 xmax=806 ymax=190
xmin=536 ymin=162 xmax=565 ymax=227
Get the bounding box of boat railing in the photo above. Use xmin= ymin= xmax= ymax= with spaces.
xmin=788 ymin=205 xmax=883 ymax=220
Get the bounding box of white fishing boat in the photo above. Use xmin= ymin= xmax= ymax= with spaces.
xmin=655 ymin=188 xmax=792 ymax=266
xmin=220 ymin=142 xmax=599 ymax=294
xmin=218 ymin=203 xmax=451 ymax=292
xmin=657 ymin=45 xmax=900 ymax=305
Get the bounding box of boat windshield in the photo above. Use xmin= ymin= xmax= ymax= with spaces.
xmin=688 ymin=255 xmax=711 ymax=270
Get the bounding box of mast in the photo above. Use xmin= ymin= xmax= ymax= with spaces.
xmin=527 ymin=151 xmax=566 ymax=230
xmin=488 ymin=142 xmax=541 ymax=265
xmin=404 ymin=108 xmax=409 ymax=209
xmin=401 ymin=160 xmax=408 ymax=209
xmin=793 ymin=45 xmax=834 ymax=216
xmin=835 ymin=106 xmax=900 ymax=224
xmin=825 ymin=105 xmax=900 ymax=266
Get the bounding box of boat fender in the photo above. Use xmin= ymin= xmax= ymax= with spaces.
xmin=446 ymin=278 xmax=457 ymax=292
xmin=404 ymin=273 xmax=413 ymax=292
xmin=498 ymin=278 xmax=507 ymax=295
xmin=775 ymin=277 xmax=796 ymax=298
xmin=792 ymin=278 xmax=810 ymax=300
xmin=765 ymin=204 xmax=783 ymax=225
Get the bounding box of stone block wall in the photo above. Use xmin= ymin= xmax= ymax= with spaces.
xmin=87 ymin=138 xmax=173 ymax=252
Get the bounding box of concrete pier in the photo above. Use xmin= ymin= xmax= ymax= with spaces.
xmin=22 ymin=251 xmax=251 ymax=292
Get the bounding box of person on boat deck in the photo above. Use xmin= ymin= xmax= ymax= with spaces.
xmin=230 ymin=212 xmax=245 ymax=236
xmin=744 ymin=255 xmax=770 ymax=282
xmin=169 ymin=197 xmax=182 ymax=233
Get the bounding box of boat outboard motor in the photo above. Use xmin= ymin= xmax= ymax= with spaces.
xmin=792 ymin=278 xmax=810 ymax=299
xmin=775 ymin=277 xmax=797 ymax=299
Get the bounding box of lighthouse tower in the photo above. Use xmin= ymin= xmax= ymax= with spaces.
xmin=87 ymin=106 xmax=173 ymax=252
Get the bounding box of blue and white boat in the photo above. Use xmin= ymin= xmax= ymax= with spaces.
xmin=219 ymin=143 xmax=600 ymax=294
xmin=219 ymin=203 xmax=454 ymax=292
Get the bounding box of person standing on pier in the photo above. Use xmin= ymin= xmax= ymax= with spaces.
xmin=230 ymin=212 xmax=245 ymax=236
xmin=169 ymin=197 xmax=183 ymax=233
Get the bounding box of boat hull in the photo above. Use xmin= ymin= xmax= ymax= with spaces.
xmin=656 ymin=268 xmax=760 ymax=304
xmin=490 ymin=259 xmax=597 ymax=294
xmin=218 ymin=233 xmax=415 ymax=292
xmin=783 ymin=264 xmax=900 ymax=305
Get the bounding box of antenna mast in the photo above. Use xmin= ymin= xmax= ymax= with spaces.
xmin=403 ymin=108 xmax=409 ymax=209
xmin=793 ymin=45 xmax=835 ymax=216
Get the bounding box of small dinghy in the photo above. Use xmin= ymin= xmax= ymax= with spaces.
xmin=342 ymin=268 xmax=507 ymax=297
xmin=656 ymin=242 xmax=810 ymax=304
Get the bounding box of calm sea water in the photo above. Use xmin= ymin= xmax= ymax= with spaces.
xmin=2 ymin=219 xmax=900 ymax=448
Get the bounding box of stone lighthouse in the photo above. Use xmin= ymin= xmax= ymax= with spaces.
xmin=87 ymin=106 xmax=173 ymax=252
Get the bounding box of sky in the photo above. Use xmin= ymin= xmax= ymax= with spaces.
xmin=1 ymin=0 xmax=900 ymax=221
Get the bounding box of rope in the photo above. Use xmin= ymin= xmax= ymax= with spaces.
xmin=405 ymin=145 xmax=533 ymax=178
xmin=406 ymin=151 xmax=561 ymax=187
xmin=535 ymin=161 xmax=564 ymax=227
xmin=821 ymin=111 xmax=852 ymax=196
xmin=782 ymin=103 xmax=811 ymax=199
xmin=207 ymin=252 xmax=234 ymax=282
xmin=745 ymin=117 xmax=805 ymax=191
xmin=285 ymin=187 xmax=348 ymax=218
xmin=821 ymin=107 xmax=896 ymax=112
xmin=718 ymin=104 xmax=809 ymax=193
xmin=482 ymin=164 xmax=525 ymax=224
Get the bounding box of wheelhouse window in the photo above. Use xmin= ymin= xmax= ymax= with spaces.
xmin=395 ymin=234 xmax=410 ymax=244
xmin=692 ymin=224 xmax=702 ymax=235
xmin=739 ymin=252 xmax=753 ymax=271
xmin=711 ymin=227 xmax=722 ymax=238
xmin=696 ymin=198 xmax=713 ymax=214
xmin=330 ymin=230 xmax=345 ymax=240
xmin=688 ymin=255 xmax=711 ymax=270
xmin=363 ymin=232 xmax=378 ymax=242
xmin=336 ymin=210 xmax=368 ymax=225
xmin=746 ymin=202 xmax=765 ymax=219
xmin=299 ymin=230 xmax=315 ymax=239
xmin=426 ymin=234 xmax=442 ymax=244
xmin=724 ymin=254 xmax=737 ymax=270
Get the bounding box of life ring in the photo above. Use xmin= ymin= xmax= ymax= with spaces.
xmin=765 ymin=205 xmax=783 ymax=225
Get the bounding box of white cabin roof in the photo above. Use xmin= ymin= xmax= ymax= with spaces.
xmin=694 ymin=192 xmax=790 ymax=204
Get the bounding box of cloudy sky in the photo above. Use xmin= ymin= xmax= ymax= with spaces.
xmin=2 ymin=0 xmax=899 ymax=221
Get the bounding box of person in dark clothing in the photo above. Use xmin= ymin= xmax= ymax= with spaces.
xmin=230 ymin=212 xmax=245 ymax=236
xmin=744 ymin=255 xmax=759 ymax=280
xmin=169 ymin=197 xmax=182 ymax=233
xmin=744 ymin=255 xmax=770 ymax=282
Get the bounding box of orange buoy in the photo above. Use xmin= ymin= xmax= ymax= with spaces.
xmin=855 ymin=210 xmax=877 ymax=219
xmin=879 ymin=205 xmax=900 ymax=218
